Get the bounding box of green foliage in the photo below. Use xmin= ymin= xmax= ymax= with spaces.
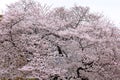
xmin=0 ymin=77 xmax=7 ymax=80
xmin=26 ymin=78 xmax=39 ymax=80
xmin=14 ymin=77 xmax=24 ymax=80
xmin=0 ymin=77 xmax=39 ymax=80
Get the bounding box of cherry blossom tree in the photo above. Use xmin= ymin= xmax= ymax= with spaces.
xmin=0 ymin=0 xmax=120 ymax=80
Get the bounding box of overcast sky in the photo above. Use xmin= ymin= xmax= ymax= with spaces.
xmin=0 ymin=0 xmax=120 ymax=26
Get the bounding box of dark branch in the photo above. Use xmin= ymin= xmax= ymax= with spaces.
xmin=57 ymin=45 xmax=68 ymax=57
xmin=82 ymin=61 xmax=94 ymax=68
xmin=76 ymin=67 xmax=86 ymax=78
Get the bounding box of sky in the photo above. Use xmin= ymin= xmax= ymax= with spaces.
xmin=0 ymin=0 xmax=120 ymax=26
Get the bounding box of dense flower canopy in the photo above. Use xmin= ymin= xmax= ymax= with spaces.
xmin=0 ymin=0 xmax=120 ymax=80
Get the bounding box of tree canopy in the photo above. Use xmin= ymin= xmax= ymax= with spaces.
xmin=0 ymin=0 xmax=120 ymax=80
